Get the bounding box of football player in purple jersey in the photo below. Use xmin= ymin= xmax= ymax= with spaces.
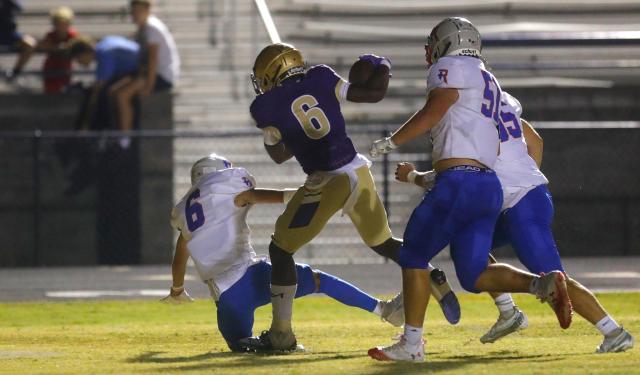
xmin=246 ymin=43 xmax=460 ymax=351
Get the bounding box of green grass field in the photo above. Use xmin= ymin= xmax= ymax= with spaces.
xmin=1 ymin=293 xmax=638 ymax=375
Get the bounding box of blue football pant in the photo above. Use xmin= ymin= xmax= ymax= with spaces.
xmin=216 ymin=260 xmax=378 ymax=351
xmin=492 ymin=184 xmax=564 ymax=274
xmin=399 ymin=168 xmax=503 ymax=292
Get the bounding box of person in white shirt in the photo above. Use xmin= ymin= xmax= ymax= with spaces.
xmin=163 ymin=153 xmax=408 ymax=352
xmin=109 ymin=0 xmax=180 ymax=144
xmin=394 ymin=91 xmax=634 ymax=354
xmin=368 ymin=17 xmax=575 ymax=362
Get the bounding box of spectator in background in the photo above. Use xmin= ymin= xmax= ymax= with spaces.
xmin=0 ymin=0 xmax=36 ymax=82
xmin=39 ymin=7 xmax=78 ymax=93
xmin=69 ymin=36 xmax=140 ymax=135
xmin=110 ymin=0 xmax=180 ymax=135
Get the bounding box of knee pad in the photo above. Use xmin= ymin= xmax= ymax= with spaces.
xmin=370 ymin=237 xmax=401 ymax=264
xmin=269 ymin=242 xmax=297 ymax=285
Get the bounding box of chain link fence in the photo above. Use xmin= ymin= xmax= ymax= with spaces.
xmin=2 ymin=125 xmax=639 ymax=267
xmin=0 ymin=128 xmax=431 ymax=267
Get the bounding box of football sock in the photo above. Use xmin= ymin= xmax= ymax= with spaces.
xmin=494 ymin=293 xmax=516 ymax=315
xmin=404 ymin=324 xmax=423 ymax=346
xmin=317 ymin=271 xmax=378 ymax=313
xmin=270 ymin=284 xmax=297 ymax=332
xmin=595 ymin=315 xmax=620 ymax=336
xmin=372 ymin=302 xmax=383 ymax=316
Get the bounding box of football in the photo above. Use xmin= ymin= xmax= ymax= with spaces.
xmin=348 ymin=59 xmax=375 ymax=84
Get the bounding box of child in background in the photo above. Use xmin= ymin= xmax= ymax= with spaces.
xmin=40 ymin=7 xmax=78 ymax=93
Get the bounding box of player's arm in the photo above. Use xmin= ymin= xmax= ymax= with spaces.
xmin=161 ymin=233 xmax=194 ymax=304
xmin=370 ymin=88 xmax=458 ymax=155
xmin=262 ymin=126 xmax=293 ymax=164
xmin=521 ymin=118 xmax=543 ymax=167
xmin=392 ymin=88 xmax=459 ymax=146
xmin=395 ymin=162 xmax=436 ymax=189
xmin=264 ymin=142 xmax=293 ymax=164
xmin=234 ymin=188 xmax=297 ymax=207
xmin=171 ymin=234 xmax=189 ymax=292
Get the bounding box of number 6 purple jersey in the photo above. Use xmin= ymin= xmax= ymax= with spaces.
xmin=171 ymin=167 xmax=257 ymax=292
xmin=250 ymin=64 xmax=357 ymax=175
xmin=425 ymin=55 xmax=501 ymax=169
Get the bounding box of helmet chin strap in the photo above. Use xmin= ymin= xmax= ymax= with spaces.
xmin=250 ymin=73 xmax=263 ymax=95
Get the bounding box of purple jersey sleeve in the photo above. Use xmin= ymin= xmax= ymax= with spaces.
xmin=307 ymin=64 xmax=347 ymax=101
xmin=250 ymin=92 xmax=275 ymax=129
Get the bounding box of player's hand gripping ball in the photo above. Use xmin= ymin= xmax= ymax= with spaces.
xmin=349 ymin=59 xmax=376 ymax=84
xmin=358 ymin=54 xmax=391 ymax=69
xmin=349 ymin=54 xmax=392 ymax=84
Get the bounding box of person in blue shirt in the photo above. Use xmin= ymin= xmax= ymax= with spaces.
xmin=69 ymin=35 xmax=140 ymax=133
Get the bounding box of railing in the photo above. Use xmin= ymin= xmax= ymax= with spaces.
xmin=0 ymin=127 xmax=415 ymax=267
xmin=2 ymin=122 xmax=639 ymax=267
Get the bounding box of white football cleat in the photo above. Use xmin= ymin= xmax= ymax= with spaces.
xmin=480 ymin=307 xmax=528 ymax=344
xmin=380 ymin=293 xmax=404 ymax=327
xmin=368 ymin=335 xmax=424 ymax=362
xmin=160 ymin=289 xmax=194 ymax=304
xmin=596 ymin=327 xmax=634 ymax=353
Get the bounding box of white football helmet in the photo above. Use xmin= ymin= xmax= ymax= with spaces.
xmin=426 ymin=17 xmax=482 ymax=65
xmin=190 ymin=153 xmax=232 ymax=185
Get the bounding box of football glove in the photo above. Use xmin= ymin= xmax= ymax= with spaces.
xmin=358 ymin=54 xmax=392 ymax=69
xmin=160 ymin=287 xmax=194 ymax=305
xmin=369 ymin=137 xmax=397 ymax=158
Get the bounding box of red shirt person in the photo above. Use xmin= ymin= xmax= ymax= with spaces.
xmin=40 ymin=7 xmax=78 ymax=93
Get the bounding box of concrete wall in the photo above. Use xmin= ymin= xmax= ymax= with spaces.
xmin=0 ymin=93 xmax=174 ymax=267
xmin=538 ymin=128 xmax=640 ymax=257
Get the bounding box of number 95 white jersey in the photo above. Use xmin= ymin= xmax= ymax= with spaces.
xmin=493 ymin=91 xmax=549 ymax=211
xmin=171 ymin=167 xmax=257 ymax=291
xmin=426 ymin=56 xmax=501 ymax=169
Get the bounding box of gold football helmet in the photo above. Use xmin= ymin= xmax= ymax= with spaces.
xmin=251 ymin=43 xmax=305 ymax=94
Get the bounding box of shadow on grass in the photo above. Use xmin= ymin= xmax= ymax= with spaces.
xmin=365 ymin=350 xmax=568 ymax=374
xmin=129 ymin=348 xmax=572 ymax=373
xmin=129 ymin=349 xmax=364 ymax=372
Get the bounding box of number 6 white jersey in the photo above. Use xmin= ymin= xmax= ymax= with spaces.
xmin=426 ymin=56 xmax=501 ymax=169
xmin=493 ymin=91 xmax=549 ymax=211
xmin=171 ymin=167 xmax=258 ymax=294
